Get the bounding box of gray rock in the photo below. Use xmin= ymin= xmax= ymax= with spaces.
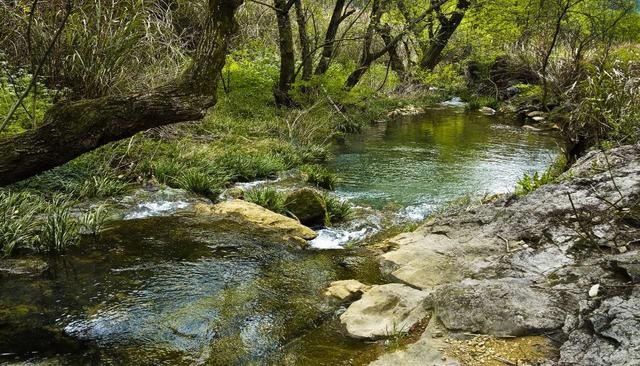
xmin=340 ymin=283 xmax=429 ymax=339
xmin=430 ymin=278 xmax=570 ymax=336
xmin=559 ymin=296 xmax=640 ymax=365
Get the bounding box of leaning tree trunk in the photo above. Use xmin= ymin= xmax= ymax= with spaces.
xmin=344 ymin=0 xmax=384 ymax=90
xmin=379 ymin=26 xmax=407 ymax=81
xmin=0 ymin=0 xmax=244 ymax=186
xmin=273 ymin=0 xmax=297 ymax=107
xmin=420 ymin=0 xmax=469 ymax=71
xmin=314 ymin=0 xmax=348 ymax=76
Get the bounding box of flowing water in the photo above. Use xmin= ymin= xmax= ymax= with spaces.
xmin=0 ymin=109 xmax=561 ymax=365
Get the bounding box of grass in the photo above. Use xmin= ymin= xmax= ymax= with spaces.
xmin=323 ymin=193 xmax=353 ymax=225
xmin=302 ymin=164 xmax=338 ymax=190
xmin=176 ymin=170 xmax=223 ymax=201
xmin=244 ymin=187 xmax=287 ymax=214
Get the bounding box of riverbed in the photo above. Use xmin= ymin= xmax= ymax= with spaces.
xmin=0 ymin=109 xmax=561 ymax=365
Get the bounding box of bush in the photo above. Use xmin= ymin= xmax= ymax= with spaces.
xmin=244 ymin=187 xmax=287 ymax=214
xmin=302 ymin=165 xmax=338 ymax=190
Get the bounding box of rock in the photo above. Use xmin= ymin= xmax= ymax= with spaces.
xmin=0 ymin=258 xmax=48 ymax=277
xmin=522 ymin=124 xmax=543 ymax=132
xmin=588 ymin=284 xmax=600 ymax=297
xmin=324 ymin=279 xmax=371 ymax=302
xmin=340 ymin=283 xmax=429 ymax=339
xmin=224 ymin=187 xmax=244 ymax=199
xmin=430 ymin=278 xmax=570 ymax=336
xmin=194 ymin=200 xmax=317 ymax=247
xmin=370 ymin=320 xmax=458 ymax=366
xmin=387 ymin=105 xmax=425 ymax=117
xmin=532 ymin=116 xmax=546 ymax=122
xmin=478 ymin=107 xmax=496 ymax=115
xmin=284 ymin=188 xmax=327 ymax=227
xmin=527 ymin=111 xmax=546 ymax=118
xmin=559 ymin=296 xmax=640 ymax=365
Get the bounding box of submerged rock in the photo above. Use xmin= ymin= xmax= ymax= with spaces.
xmin=0 ymin=258 xmax=48 ymax=277
xmin=478 ymin=106 xmax=496 ymax=115
xmin=195 ymin=200 xmax=317 ymax=247
xmin=387 ymin=105 xmax=425 ymax=118
xmin=324 ymin=279 xmax=371 ymax=302
xmin=284 ymin=188 xmax=327 ymax=227
xmin=340 ymin=283 xmax=429 ymax=339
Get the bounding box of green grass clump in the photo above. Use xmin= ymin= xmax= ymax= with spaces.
xmin=177 ymin=170 xmax=223 ymax=201
xmin=244 ymin=187 xmax=287 ymax=214
xmin=39 ymin=195 xmax=79 ymax=254
xmin=0 ymin=191 xmax=43 ymax=257
xmin=322 ymin=194 xmax=353 ymax=225
xmin=302 ymin=165 xmax=338 ymax=190
xmin=75 ymin=175 xmax=129 ymax=199
xmin=153 ymin=158 xmax=185 ymax=186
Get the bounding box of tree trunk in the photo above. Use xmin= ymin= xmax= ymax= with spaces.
xmin=0 ymin=0 xmax=243 ymax=186
xmin=379 ymin=26 xmax=407 ymax=81
xmin=344 ymin=0 xmax=383 ymax=90
xmin=273 ymin=0 xmax=297 ymax=107
xmin=294 ymin=0 xmax=312 ymax=82
xmin=314 ymin=0 xmax=348 ymax=76
xmin=420 ymin=0 xmax=470 ymax=71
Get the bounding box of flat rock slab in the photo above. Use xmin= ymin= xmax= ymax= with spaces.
xmin=194 ymin=200 xmax=317 ymax=247
xmin=340 ymin=283 xmax=429 ymax=339
xmin=325 ymin=280 xmax=371 ymax=302
xmin=430 ymin=278 xmax=570 ymax=336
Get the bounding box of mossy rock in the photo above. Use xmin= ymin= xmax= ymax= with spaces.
xmin=285 ymin=188 xmax=327 ymax=227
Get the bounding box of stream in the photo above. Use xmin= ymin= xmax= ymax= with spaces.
xmin=0 ymin=109 xmax=561 ymax=365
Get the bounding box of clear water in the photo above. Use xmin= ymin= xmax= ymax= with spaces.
xmin=0 ymin=109 xmax=562 ymax=365
xmin=329 ymin=109 xmax=560 ymax=219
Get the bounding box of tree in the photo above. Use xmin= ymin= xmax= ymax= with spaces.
xmin=0 ymin=0 xmax=244 ymax=186
xmin=419 ymin=0 xmax=471 ymax=70
xmin=273 ymin=0 xmax=298 ymax=107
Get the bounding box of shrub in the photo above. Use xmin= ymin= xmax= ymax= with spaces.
xmin=244 ymin=187 xmax=287 ymax=214
xmin=302 ymin=165 xmax=338 ymax=190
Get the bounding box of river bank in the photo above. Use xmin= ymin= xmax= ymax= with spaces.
xmin=333 ymin=144 xmax=639 ymax=365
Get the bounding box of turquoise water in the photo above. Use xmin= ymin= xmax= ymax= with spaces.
xmin=329 ymin=109 xmax=561 ymax=218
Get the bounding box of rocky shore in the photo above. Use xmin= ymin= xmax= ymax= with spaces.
xmin=329 ymin=144 xmax=640 ymax=365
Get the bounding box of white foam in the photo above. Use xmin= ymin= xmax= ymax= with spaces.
xmin=124 ymin=201 xmax=190 ymax=220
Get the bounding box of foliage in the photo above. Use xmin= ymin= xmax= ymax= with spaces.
xmin=75 ymin=176 xmax=129 ymax=199
xmin=0 ymin=191 xmax=43 ymax=257
xmin=302 ymin=165 xmax=338 ymax=190
xmin=244 ymin=187 xmax=288 ymax=215
xmin=176 ymin=170 xmax=223 ymax=201
xmin=322 ymin=193 xmax=353 ymax=225
xmin=516 ymin=156 xmax=567 ymax=196
xmin=567 ymin=62 xmax=640 ymax=145
xmin=39 ymin=195 xmax=78 ymax=254
xmin=79 ymin=205 xmax=109 ymax=236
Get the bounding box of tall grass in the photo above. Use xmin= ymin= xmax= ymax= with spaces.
xmin=244 ymin=187 xmax=288 ymax=214
xmin=0 ymin=191 xmax=43 ymax=257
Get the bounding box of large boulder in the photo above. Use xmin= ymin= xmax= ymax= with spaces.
xmin=340 ymin=283 xmax=429 ymax=339
xmin=284 ymin=188 xmax=327 ymax=227
xmin=194 ymin=200 xmax=317 ymax=247
xmin=430 ymin=278 xmax=571 ymax=336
